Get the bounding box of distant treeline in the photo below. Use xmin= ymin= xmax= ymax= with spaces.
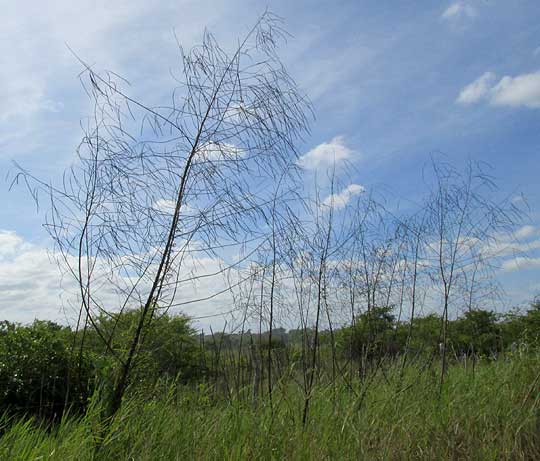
xmin=1 ymin=299 xmax=539 ymax=421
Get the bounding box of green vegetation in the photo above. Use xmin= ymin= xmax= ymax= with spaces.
xmin=0 ymin=320 xmax=93 ymax=421
xmin=1 ymin=302 xmax=540 ymax=459
xmin=0 ymin=311 xmax=202 ymax=422
xmin=1 ymin=353 xmax=539 ymax=460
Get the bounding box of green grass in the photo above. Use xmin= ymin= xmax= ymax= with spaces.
xmin=2 ymin=354 xmax=540 ymax=460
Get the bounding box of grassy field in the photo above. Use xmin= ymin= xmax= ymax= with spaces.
xmin=1 ymin=353 xmax=540 ymax=460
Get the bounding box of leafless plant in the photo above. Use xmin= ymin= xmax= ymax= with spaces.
xmin=422 ymin=160 xmax=522 ymax=393
xmin=12 ymin=12 xmax=311 ymax=417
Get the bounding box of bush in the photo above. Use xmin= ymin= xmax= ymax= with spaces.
xmin=0 ymin=320 xmax=94 ymax=420
xmin=451 ymin=309 xmax=502 ymax=356
xmin=337 ymin=306 xmax=402 ymax=360
xmin=88 ymin=309 xmax=205 ymax=385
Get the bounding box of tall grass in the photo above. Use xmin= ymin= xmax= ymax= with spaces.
xmin=2 ymin=354 xmax=539 ymax=460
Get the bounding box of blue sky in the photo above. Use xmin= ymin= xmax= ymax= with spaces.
xmin=1 ymin=0 xmax=540 ymax=324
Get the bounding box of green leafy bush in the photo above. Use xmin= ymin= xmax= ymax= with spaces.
xmin=0 ymin=320 xmax=93 ymax=420
xmin=88 ymin=309 xmax=205 ymax=385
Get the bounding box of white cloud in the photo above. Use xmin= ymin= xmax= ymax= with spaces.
xmin=0 ymin=2 xmax=142 ymax=123
xmin=297 ymin=136 xmax=353 ymax=170
xmin=0 ymin=234 xmax=74 ymax=323
xmin=153 ymin=199 xmax=198 ymax=218
xmin=487 ymin=239 xmax=540 ymax=258
xmin=515 ymin=225 xmax=540 ymax=240
xmin=442 ymin=2 xmax=476 ymax=21
xmin=490 ymin=72 xmax=540 ymax=108
xmin=0 ymin=229 xmax=235 ymax=326
xmin=0 ymin=80 xmax=63 ymax=123
xmin=153 ymin=199 xmax=177 ymax=213
xmin=457 ymin=71 xmax=540 ymax=109
xmin=480 ymin=225 xmax=540 ymax=259
xmin=501 ymin=256 xmax=540 ymax=272
xmin=196 ymin=142 xmax=243 ymax=161
xmin=0 ymin=231 xmax=27 ymax=258
xmin=511 ymin=194 xmax=528 ymax=205
xmin=0 ymin=0 xmax=234 ymax=160
xmin=457 ymin=72 xmax=496 ymax=104
xmin=322 ymin=183 xmax=365 ymax=209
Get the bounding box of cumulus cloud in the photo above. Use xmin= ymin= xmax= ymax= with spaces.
xmin=0 ymin=231 xmax=27 ymax=258
xmin=322 ymin=184 xmax=365 ymax=209
xmin=297 ymin=136 xmax=353 ymax=170
xmin=490 ymin=72 xmax=540 ymax=108
xmin=457 ymin=71 xmax=540 ymax=108
xmin=0 ymin=233 xmax=73 ymax=323
xmin=442 ymin=2 xmax=476 ymax=21
xmin=0 ymin=229 xmax=235 ymax=326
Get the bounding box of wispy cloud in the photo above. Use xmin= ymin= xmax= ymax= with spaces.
xmin=515 ymin=225 xmax=540 ymax=240
xmin=457 ymin=72 xmax=496 ymax=104
xmin=501 ymin=256 xmax=540 ymax=272
xmin=480 ymin=225 xmax=540 ymax=259
xmin=458 ymin=71 xmax=540 ymax=109
xmin=0 ymin=0 xmax=232 ymax=160
xmin=297 ymin=136 xmax=353 ymax=170
xmin=0 ymin=80 xmax=64 ymax=123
